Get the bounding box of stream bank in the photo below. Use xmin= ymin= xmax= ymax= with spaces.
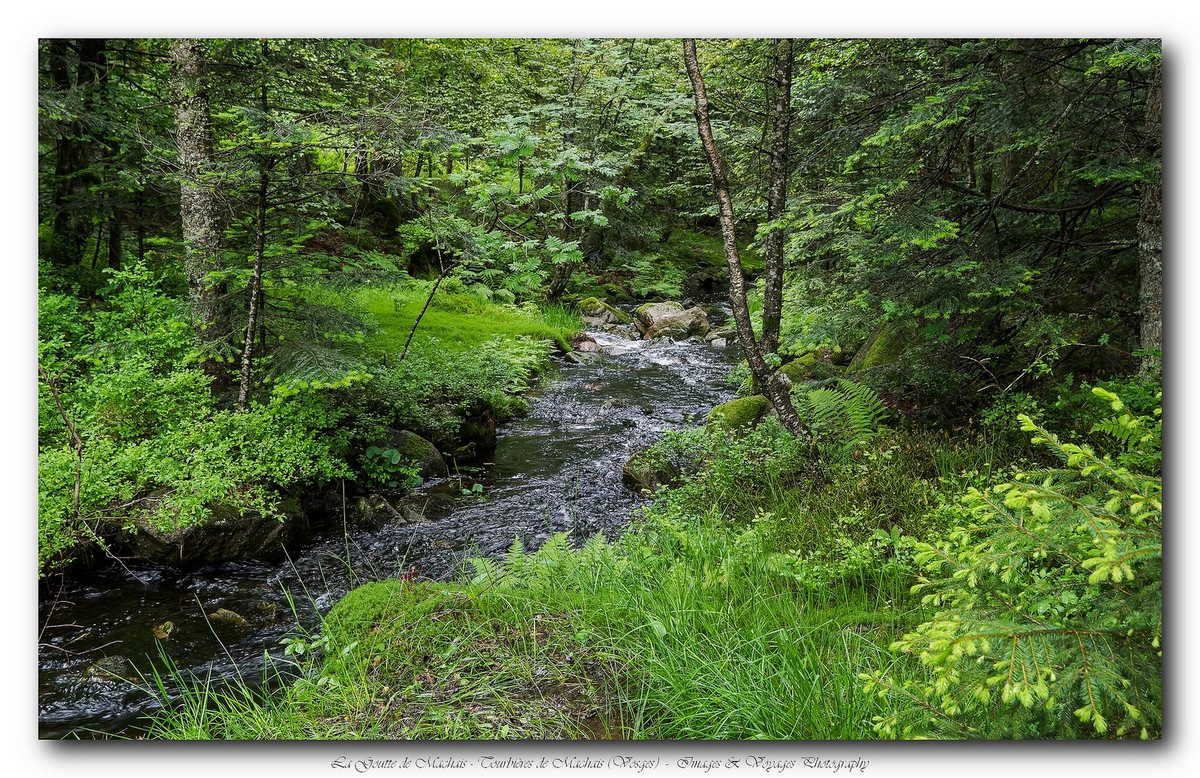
xmin=38 ymin=304 xmax=741 ymax=738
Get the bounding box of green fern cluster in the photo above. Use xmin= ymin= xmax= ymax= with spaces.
xmin=863 ymin=387 xmax=1162 ymax=739
xmin=796 ymin=378 xmax=889 ymax=457
xmin=465 ymin=533 xmax=621 ymax=594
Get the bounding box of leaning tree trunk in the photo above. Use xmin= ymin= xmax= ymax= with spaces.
xmin=683 ymin=38 xmax=810 ymax=441
xmin=170 ymin=38 xmax=230 ymax=391
xmin=1138 ymin=61 xmax=1162 ymax=375
xmin=760 ymin=38 xmax=794 ymax=356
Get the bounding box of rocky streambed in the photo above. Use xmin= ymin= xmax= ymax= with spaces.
xmin=37 ymin=301 xmax=742 ymax=738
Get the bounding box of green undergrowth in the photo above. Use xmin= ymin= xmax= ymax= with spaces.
xmin=644 ymin=413 xmax=1033 ymax=590
xmin=141 ymin=418 xmax=1008 ymax=740
xmin=142 ymin=384 xmax=1159 ymax=741
xmin=144 ymin=515 xmax=920 ymax=740
xmin=38 ymin=267 xmax=581 ymax=575
xmin=37 ymin=265 xmax=354 ymax=574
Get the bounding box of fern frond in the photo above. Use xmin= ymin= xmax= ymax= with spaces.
xmin=800 ymin=378 xmax=889 ymax=456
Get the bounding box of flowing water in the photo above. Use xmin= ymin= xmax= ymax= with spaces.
xmin=37 ymin=312 xmax=741 ymax=738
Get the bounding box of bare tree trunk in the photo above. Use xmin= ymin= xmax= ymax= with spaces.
xmin=760 ymin=38 xmax=794 ymax=356
xmin=1139 ymin=62 xmax=1162 ymax=375
xmin=170 ymin=38 xmax=229 ymax=391
xmin=683 ymin=39 xmax=810 ymax=441
xmin=237 ymin=168 xmax=267 ymax=411
xmin=107 ymin=212 xmax=122 ymax=270
xmin=238 ymin=41 xmax=273 ymax=410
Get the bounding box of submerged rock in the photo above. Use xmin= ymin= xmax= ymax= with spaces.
xmin=353 ymin=491 xmax=457 ymax=526
xmin=564 ymin=350 xmax=602 ymax=365
xmin=207 ymin=608 xmax=249 ymax=628
xmin=83 ymin=655 xmax=134 ymax=682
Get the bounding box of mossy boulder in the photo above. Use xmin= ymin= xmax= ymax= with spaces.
xmin=707 ymin=395 xmax=770 ymax=430
xmin=119 ymin=494 xmax=305 ymax=569
xmin=384 ymin=429 xmax=449 ymax=481
xmin=576 ymin=296 xmax=632 ymax=325
xmin=780 ymin=353 xmax=844 ymax=384
xmin=849 ymin=325 xmax=907 ymax=370
xmin=621 ymin=448 xmax=681 ymax=492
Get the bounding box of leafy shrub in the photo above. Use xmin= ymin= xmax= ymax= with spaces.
xmin=358 ymin=335 xmax=550 ymax=446
xmin=864 ymin=388 xmax=1162 ymax=738
xmin=37 ymin=264 xmax=352 ymax=573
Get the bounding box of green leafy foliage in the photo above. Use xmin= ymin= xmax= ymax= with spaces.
xmin=361 ymin=446 xmax=423 ymax=491
xmin=37 ymin=264 xmax=351 ymax=573
xmin=865 ymin=389 xmax=1161 ymax=738
xmin=772 ymin=39 xmax=1159 ymax=409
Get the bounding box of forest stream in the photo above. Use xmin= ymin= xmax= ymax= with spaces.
xmin=38 ymin=308 xmax=741 ymax=738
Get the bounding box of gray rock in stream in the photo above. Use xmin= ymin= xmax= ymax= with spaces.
xmin=634 ymin=301 xmax=711 ymax=341
xmin=353 ymin=491 xmax=458 ymax=527
xmin=564 ymin=350 xmax=602 ymax=364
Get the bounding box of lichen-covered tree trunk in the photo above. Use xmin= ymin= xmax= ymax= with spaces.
xmin=683 ymin=39 xmax=810 ymax=442
xmin=760 ymin=38 xmax=794 ymax=357
xmin=1139 ymin=62 xmax=1162 ymax=374
xmin=170 ymin=38 xmax=229 ymax=389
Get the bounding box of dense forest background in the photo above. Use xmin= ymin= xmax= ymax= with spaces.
xmin=30 ymin=28 xmax=1171 ymax=749
xmin=38 ymin=36 xmax=1161 ymax=408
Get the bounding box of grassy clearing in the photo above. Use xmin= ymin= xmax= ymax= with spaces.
xmin=357 ymin=283 xmax=579 ymax=357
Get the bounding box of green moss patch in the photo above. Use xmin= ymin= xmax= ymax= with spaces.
xmin=707 ymin=395 xmax=771 ymax=430
xmin=781 ymin=354 xmax=845 ymax=384
xmin=850 ymin=325 xmax=907 ymax=370
xmin=575 ymin=296 xmax=632 ymax=324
